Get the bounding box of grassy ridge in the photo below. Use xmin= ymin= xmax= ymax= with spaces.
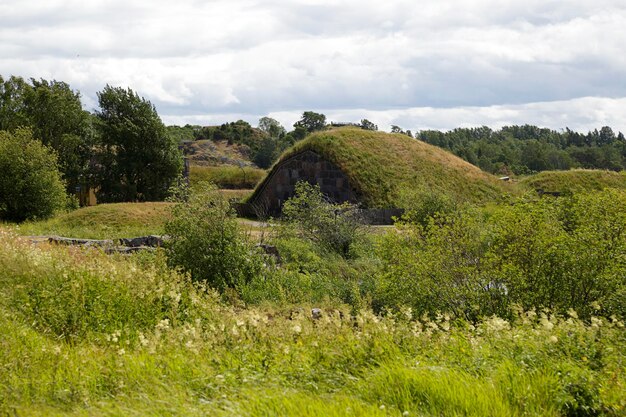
xmin=251 ymin=128 xmax=514 ymax=208
xmin=0 ymin=231 xmax=624 ymax=416
xmin=520 ymin=169 xmax=626 ymax=194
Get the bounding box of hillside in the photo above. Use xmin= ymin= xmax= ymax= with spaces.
xmin=250 ymin=127 xmax=514 ymax=208
xmin=520 ymin=169 xmax=626 ymax=194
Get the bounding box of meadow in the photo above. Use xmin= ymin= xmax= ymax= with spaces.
xmin=1 ymin=228 xmax=624 ymax=416
xmin=2 ymin=177 xmax=626 ymax=416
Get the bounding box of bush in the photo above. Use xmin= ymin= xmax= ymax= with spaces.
xmin=0 ymin=129 xmax=67 ymax=222
xmin=164 ymin=182 xmax=262 ymax=291
xmin=281 ymin=181 xmax=364 ymax=257
xmin=376 ymin=190 xmax=626 ymax=320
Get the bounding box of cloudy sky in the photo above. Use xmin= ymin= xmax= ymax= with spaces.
xmin=1 ymin=0 xmax=625 ymax=132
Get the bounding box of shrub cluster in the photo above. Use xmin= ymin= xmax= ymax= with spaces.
xmin=376 ymin=189 xmax=626 ymax=320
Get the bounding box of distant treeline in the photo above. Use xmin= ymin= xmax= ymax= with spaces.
xmin=416 ymin=125 xmax=626 ymax=175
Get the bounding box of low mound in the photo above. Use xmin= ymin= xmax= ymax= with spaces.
xmin=520 ymin=169 xmax=626 ymax=195
xmin=17 ymin=202 xmax=173 ymax=239
xmin=249 ymin=128 xmax=512 ymax=209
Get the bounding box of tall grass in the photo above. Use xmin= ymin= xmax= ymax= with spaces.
xmin=1 ymin=230 xmax=624 ymax=416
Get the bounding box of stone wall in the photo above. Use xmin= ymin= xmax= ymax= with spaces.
xmin=249 ymin=150 xmax=357 ymax=216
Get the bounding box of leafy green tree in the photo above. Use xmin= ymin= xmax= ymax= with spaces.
xmin=293 ymin=111 xmax=326 ymax=133
xmin=24 ymin=79 xmax=93 ymax=192
xmin=360 ymin=119 xmax=378 ymax=131
xmin=0 ymin=129 xmax=67 ymax=222
xmin=95 ymin=85 xmax=182 ymax=202
xmin=0 ymin=76 xmax=92 ymax=193
xmin=0 ymin=75 xmax=30 ymax=131
xmin=165 ymin=182 xmax=261 ymax=290
xmin=258 ymin=117 xmax=286 ymax=138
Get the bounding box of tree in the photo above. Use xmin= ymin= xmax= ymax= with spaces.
xmin=0 ymin=76 xmax=92 ymax=193
xmin=0 ymin=75 xmax=30 ymax=131
xmin=360 ymin=119 xmax=378 ymax=131
xmin=0 ymin=129 xmax=67 ymax=222
xmin=24 ymin=79 xmax=93 ymax=192
xmin=258 ymin=117 xmax=286 ymax=138
xmin=293 ymin=111 xmax=326 ymax=133
xmin=95 ymin=85 xmax=182 ymax=202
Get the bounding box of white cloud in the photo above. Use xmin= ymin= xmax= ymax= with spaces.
xmin=1 ymin=0 xmax=625 ymax=130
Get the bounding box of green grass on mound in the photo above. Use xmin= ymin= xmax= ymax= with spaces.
xmin=15 ymin=202 xmax=173 ymax=239
xmin=190 ymin=165 xmax=266 ymax=189
xmin=520 ymin=169 xmax=626 ymax=194
xmin=250 ymin=128 xmax=515 ymax=208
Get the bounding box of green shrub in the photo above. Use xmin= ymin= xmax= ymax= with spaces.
xmin=376 ymin=190 xmax=626 ymax=320
xmin=0 ymin=129 xmax=67 ymax=222
xmin=281 ymin=181 xmax=364 ymax=257
xmin=164 ymin=182 xmax=262 ymax=291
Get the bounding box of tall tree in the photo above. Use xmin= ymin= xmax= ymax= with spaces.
xmin=293 ymin=111 xmax=326 ymax=133
xmin=95 ymin=85 xmax=182 ymax=202
xmin=258 ymin=116 xmax=286 ymax=138
xmin=24 ymin=79 xmax=93 ymax=192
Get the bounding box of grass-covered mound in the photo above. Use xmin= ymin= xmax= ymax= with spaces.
xmin=15 ymin=202 xmax=173 ymax=239
xmin=520 ymin=169 xmax=626 ymax=194
xmin=250 ymin=128 xmax=513 ymax=208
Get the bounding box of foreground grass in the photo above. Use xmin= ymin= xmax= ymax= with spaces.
xmin=1 ymin=230 xmax=624 ymax=416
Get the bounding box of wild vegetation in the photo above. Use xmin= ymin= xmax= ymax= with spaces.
xmin=2 ymin=72 xmax=626 ymax=416
xmin=1 ymin=222 xmax=625 ymax=415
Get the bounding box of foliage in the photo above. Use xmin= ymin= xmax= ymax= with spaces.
xmin=164 ymin=182 xmax=262 ymax=291
xmin=360 ymin=119 xmax=378 ymax=131
xmin=293 ymin=111 xmax=327 ymax=133
xmin=258 ymin=116 xmax=286 ymax=138
xmin=0 ymin=129 xmax=67 ymax=222
xmin=281 ymin=181 xmax=364 ymax=257
xmin=0 ymin=75 xmax=93 ymax=192
xmin=418 ymin=124 xmax=626 ymax=175
xmin=95 ymin=85 xmax=182 ymax=202
xmin=376 ymin=189 xmax=626 ymax=320
xmin=1 ymin=230 xmax=625 ymax=415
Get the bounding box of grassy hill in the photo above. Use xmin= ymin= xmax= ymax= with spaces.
xmin=520 ymin=169 xmax=626 ymax=194
xmin=250 ymin=128 xmax=514 ymax=208
xmin=16 ymin=202 xmax=173 ymax=239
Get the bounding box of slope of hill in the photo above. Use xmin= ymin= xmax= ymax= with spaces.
xmin=249 ymin=127 xmax=514 ymax=208
xmin=520 ymin=169 xmax=626 ymax=194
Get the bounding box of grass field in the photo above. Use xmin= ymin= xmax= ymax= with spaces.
xmin=1 ymin=230 xmax=624 ymax=416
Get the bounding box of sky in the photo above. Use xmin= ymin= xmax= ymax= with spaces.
xmin=1 ymin=0 xmax=625 ymax=133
